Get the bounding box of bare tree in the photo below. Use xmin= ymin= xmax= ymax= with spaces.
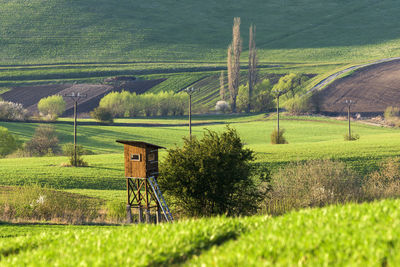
xmin=227 ymin=17 xmax=242 ymax=113
xmin=248 ymin=24 xmax=257 ymax=113
xmin=219 ymin=71 xmax=226 ymax=101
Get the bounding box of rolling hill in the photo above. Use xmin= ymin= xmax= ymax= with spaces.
xmin=1 ymin=0 xmax=400 ymax=64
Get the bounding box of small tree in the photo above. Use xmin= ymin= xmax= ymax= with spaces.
xmin=25 ymin=125 xmax=60 ymax=156
xmin=219 ymin=71 xmax=226 ymax=101
xmin=38 ymin=95 xmax=66 ymax=120
xmin=0 ymin=101 xmax=28 ymax=121
xmin=158 ymin=126 xmax=261 ymax=217
xmin=0 ymin=127 xmax=20 ymax=157
xmin=62 ymin=143 xmax=87 ymax=167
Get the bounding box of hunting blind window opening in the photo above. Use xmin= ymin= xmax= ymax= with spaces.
xmin=131 ymin=153 xmax=141 ymax=161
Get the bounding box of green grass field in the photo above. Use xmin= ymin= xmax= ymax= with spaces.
xmin=1 ymin=114 xmax=399 ymax=194
xmin=2 ymin=199 xmax=400 ymax=266
xmin=1 ymin=0 xmax=400 ymax=64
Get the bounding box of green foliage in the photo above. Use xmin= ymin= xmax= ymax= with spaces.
xmin=272 ymin=73 xmax=309 ymax=101
xmin=159 ymin=126 xmax=260 ymax=217
xmin=283 ymin=95 xmax=312 ymax=115
xmin=24 ymin=125 xmax=60 ymax=156
xmin=237 ymin=79 xmax=274 ymax=113
xmin=90 ymin=107 xmax=114 ymax=124
xmin=0 ymin=126 xmax=20 ymax=157
xmin=37 ymin=95 xmax=66 ymax=120
xmin=62 ymin=143 xmax=87 ymax=167
xmin=99 ymin=90 xmax=187 ymax=117
xmin=253 ymin=79 xmax=274 ymax=112
xmin=189 ymin=199 xmax=400 ymax=266
xmin=270 ymin=128 xmax=288 ymax=144
xmin=237 ymin=84 xmax=249 ymax=112
xmin=4 ymin=200 xmax=400 ymax=265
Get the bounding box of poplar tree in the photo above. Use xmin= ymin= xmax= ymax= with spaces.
xmin=227 ymin=17 xmax=242 ymax=113
xmin=248 ymin=24 xmax=257 ymax=113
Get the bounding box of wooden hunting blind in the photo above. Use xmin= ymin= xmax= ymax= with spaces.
xmin=116 ymin=140 xmax=173 ymax=223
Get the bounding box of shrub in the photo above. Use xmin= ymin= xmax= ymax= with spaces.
xmin=344 ymin=133 xmax=360 ymax=141
xmin=215 ymin=100 xmax=230 ymax=113
xmin=283 ymin=95 xmax=312 ymax=115
xmin=0 ymin=127 xmax=20 ymax=157
xmin=363 ymin=158 xmax=400 ymax=200
xmin=62 ymin=143 xmax=87 ymax=167
xmin=90 ymin=107 xmax=114 ymax=124
xmin=384 ymin=106 xmax=400 ymax=119
xmin=0 ymin=101 xmax=28 ymax=121
xmin=24 ymin=124 xmax=60 ymax=156
xmin=384 ymin=106 xmax=400 ymax=127
xmin=158 ymin=126 xmax=261 ymax=217
xmin=266 ymin=160 xmax=361 ymax=215
xmin=270 ymin=128 xmax=288 ymax=144
xmin=38 ymin=95 xmax=66 ymax=120
xmin=0 ymin=184 xmax=100 ymax=224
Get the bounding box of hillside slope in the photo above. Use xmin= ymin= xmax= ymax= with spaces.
xmin=315 ymin=59 xmax=400 ymax=114
xmin=1 ymin=0 xmax=400 ymax=63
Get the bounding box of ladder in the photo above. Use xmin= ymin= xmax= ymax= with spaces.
xmin=148 ymin=176 xmax=174 ymax=222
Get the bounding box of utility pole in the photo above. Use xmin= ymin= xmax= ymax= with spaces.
xmin=273 ymin=90 xmax=285 ymax=138
xmin=184 ymin=87 xmax=199 ymax=140
xmin=345 ymin=99 xmax=354 ymax=140
xmin=64 ymin=92 xmax=87 ymax=166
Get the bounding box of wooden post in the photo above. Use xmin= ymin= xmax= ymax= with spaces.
xmin=126 ymin=204 xmax=132 ymax=223
xmin=138 ymin=207 xmax=143 ymax=223
xmin=145 ymin=209 xmax=150 ymax=223
xmin=73 ymin=101 xmax=77 ymax=167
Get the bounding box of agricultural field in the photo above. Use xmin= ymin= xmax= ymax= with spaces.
xmin=1 ymin=0 xmax=400 ymax=64
xmin=2 ymin=199 xmax=400 ymax=265
xmin=1 ymin=114 xmax=399 ymax=193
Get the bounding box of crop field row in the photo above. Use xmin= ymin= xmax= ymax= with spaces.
xmin=1 ymin=199 xmax=400 ymax=266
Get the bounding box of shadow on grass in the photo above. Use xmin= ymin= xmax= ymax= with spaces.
xmin=148 ymin=230 xmax=241 ymax=267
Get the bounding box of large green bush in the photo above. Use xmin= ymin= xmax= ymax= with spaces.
xmin=0 ymin=126 xmax=20 ymax=157
xmin=90 ymin=107 xmax=114 ymax=124
xmin=158 ymin=127 xmax=262 ymax=217
xmin=37 ymin=95 xmax=66 ymax=120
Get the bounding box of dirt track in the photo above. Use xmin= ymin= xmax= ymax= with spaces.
xmin=315 ymin=59 xmax=400 ymax=114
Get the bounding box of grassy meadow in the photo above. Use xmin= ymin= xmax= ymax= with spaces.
xmin=1 ymin=114 xmax=399 ymax=193
xmin=2 ymin=199 xmax=400 ymax=265
xmin=1 ymin=0 xmax=400 ymax=64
